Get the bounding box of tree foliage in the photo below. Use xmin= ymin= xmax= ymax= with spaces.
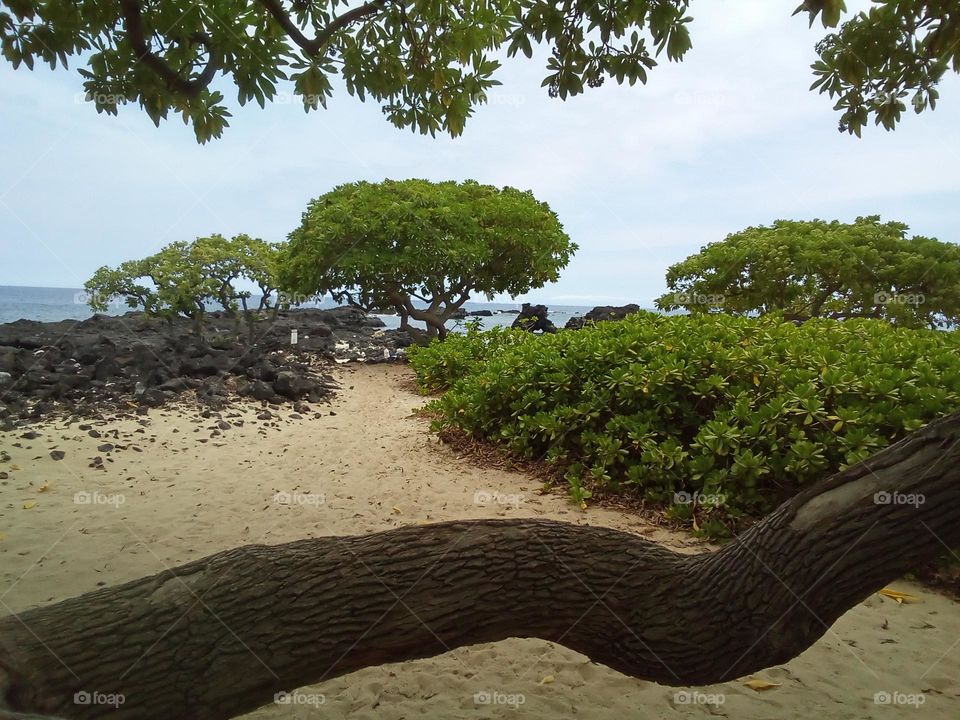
xmin=0 ymin=0 xmax=692 ymax=142
xmin=3 ymin=1 xmax=952 ymax=141
xmin=84 ymin=234 xmax=284 ymax=332
xmin=279 ymin=178 xmax=575 ymax=341
xmin=655 ymin=216 xmax=960 ymax=329
xmin=809 ymin=0 xmax=960 ymax=136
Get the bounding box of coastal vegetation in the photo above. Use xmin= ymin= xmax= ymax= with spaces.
xmin=411 ymin=298 xmax=960 ymax=537
xmin=2 ymin=1 xmax=956 ymax=141
xmin=655 ymin=216 xmax=960 ymax=328
xmin=84 ymin=234 xmax=285 ymax=335
xmin=279 ymin=178 xmax=575 ymax=342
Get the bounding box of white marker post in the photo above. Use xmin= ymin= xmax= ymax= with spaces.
xmin=290 ymin=329 xmax=298 ymax=345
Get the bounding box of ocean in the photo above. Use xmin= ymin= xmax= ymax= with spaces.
xmin=0 ymin=285 xmax=597 ymax=331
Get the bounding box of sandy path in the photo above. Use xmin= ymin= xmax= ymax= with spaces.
xmin=1 ymin=363 xmax=958 ymax=718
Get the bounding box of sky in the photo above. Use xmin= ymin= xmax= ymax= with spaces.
xmin=1 ymin=1 xmax=959 ymax=307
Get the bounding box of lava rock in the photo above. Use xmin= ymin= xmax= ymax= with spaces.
xmin=565 ymin=304 xmax=641 ymax=330
xmin=512 ymin=303 xmax=557 ymax=334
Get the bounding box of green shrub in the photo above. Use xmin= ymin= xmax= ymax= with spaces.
xmin=407 ymin=324 xmax=532 ymax=392
xmin=413 ymin=313 xmax=960 ymax=523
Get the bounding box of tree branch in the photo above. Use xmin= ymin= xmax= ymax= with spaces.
xmin=256 ymin=0 xmax=390 ymax=56
xmin=119 ymin=0 xmax=220 ymax=97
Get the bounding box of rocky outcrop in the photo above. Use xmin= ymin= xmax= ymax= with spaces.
xmin=565 ymin=303 xmax=641 ymax=330
xmin=511 ymin=303 xmax=557 ymax=334
xmin=0 ymin=308 xmax=411 ymax=424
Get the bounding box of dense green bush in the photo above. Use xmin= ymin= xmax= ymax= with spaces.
xmin=408 ymin=325 xmax=531 ymax=392
xmin=411 ymin=313 xmax=960 ymax=529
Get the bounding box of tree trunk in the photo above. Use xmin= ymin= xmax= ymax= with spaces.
xmin=2 ymin=412 xmax=960 ymax=720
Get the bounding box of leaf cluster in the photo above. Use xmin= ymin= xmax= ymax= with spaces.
xmin=809 ymin=0 xmax=960 ymax=134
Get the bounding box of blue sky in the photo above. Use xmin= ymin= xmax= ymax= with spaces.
xmin=1 ymin=1 xmax=958 ymax=306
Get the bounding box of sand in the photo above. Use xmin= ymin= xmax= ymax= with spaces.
xmin=1 ymin=363 xmax=958 ymax=718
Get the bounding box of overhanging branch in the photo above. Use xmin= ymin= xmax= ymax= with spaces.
xmin=257 ymin=0 xmax=390 ymax=55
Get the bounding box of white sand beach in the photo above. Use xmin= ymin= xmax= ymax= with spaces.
xmin=1 ymin=364 xmax=957 ymax=719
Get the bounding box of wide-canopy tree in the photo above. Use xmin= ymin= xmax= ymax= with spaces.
xmin=1 ymin=410 xmax=959 ymax=719
xmin=1 ymin=1 xmax=956 ymax=141
xmin=279 ymin=178 xmax=575 ymax=341
xmin=655 ymin=216 xmax=960 ymax=328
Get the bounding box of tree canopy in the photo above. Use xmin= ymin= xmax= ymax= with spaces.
xmin=655 ymin=216 xmax=960 ymax=329
xmin=85 ymin=233 xmax=284 ymax=330
xmin=2 ymin=1 xmax=955 ymax=141
xmin=278 ymin=178 xmax=575 ymax=341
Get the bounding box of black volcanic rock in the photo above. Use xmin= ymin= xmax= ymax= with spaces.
xmin=565 ymin=303 xmax=641 ymax=330
xmin=0 ymin=307 xmax=411 ymax=422
xmin=512 ymin=303 xmax=557 ymax=334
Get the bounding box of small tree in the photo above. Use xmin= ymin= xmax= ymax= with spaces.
xmin=655 ymin=216 xmax=960 ymax=328
xmin=85 ymin=234 xmax=283 ymax=335
xmin=279 ymin=179 xmax=575 ymax=342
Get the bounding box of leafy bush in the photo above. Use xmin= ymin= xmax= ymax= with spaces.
xmin=408 ymin=325 xmax=532 ymax=392
xmin=412 ymin=313 xmax=960 ymax=523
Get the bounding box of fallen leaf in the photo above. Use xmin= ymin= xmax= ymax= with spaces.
xmin=878 ymin=588 xmax=921 ymax=604
xmin=743 ymin=679 xmax=781 ymax=691
xmin=9 ymin=464 xmax=20 ymax=471
xmin=391 ymin=506 xmax=402 ymax=514
xmin=22 ymin=501 xmax=37 ymax=509
xmin=540 ymin=675 xmax=555 ymax=685
xmin=38 ymin=483 xmax=49 ymax=493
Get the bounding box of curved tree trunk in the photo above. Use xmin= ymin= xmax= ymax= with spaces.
xmin=2 ymin=412 xmax=960 ymax=719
